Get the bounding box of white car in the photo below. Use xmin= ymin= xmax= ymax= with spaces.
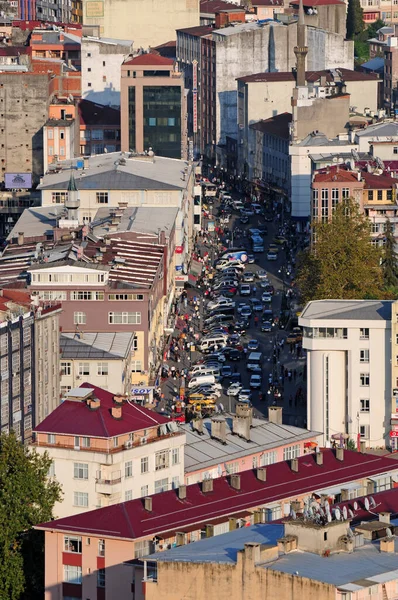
xmin=261 ymin=293 xmax=272 ymax=304
xmin=250 ymin=374 xmax=262 ymax=389
xmin=227 ymin=383 xmax=243 ymax=396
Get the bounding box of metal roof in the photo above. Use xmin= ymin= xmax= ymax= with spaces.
xmin=183 ymin=414 xmax=320 ymax=473
xmin=92 ymin=206 xmax=178 ymax=237
xmin=60 ymin=332 xmax=134 ymax=359
xmin=300 ymin=300 xmax=393 ymax=322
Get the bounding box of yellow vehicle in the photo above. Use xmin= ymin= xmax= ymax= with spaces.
xmin=273 ymin=235 xmax=287 ymax=245
xmin=188 ymin=395 xmax=217 ymax=407
xmin=268 ymin=243 xmax=279 ymax=253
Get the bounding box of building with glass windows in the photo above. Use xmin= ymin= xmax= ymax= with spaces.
xmin=120 ymin=53 xmax=187 ymax=159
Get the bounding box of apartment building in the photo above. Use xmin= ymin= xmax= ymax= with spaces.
xmin=32 ymin=384 xmax=186 ymax=518
xmin=0 ymin=289 xmax=60 ymax=443
xmin=36 ymin=448 xmax=398 ymax=599
xmin=60 ymin=332 xmax=134 ymax=396
xmin=299 ymin=299 xmax=396 ymax=449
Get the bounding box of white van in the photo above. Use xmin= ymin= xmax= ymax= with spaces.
xmin=191 ymin=365 xmax=221 ymax=376
xmin=199 ymin=336 xmax=228 ymax=352
xmin=188 ymin=374 xmax=217 ymax=389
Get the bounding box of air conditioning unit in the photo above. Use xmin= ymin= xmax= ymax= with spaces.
xmin=124 ymin=441 xmax=133 ymax=449
xmin=141 ymin=436 xmax=148 ymax=445
xmin=76 ymin=375 xmax=81 ymax=380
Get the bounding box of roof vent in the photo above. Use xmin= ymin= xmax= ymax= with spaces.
xmin=291 ymin=458 xmax=299 ymax=472
xmin=113 ymin=394 xmax=125 ymax=405
xmin=202 ymin=479 xmax=213 ymax=494
xmin=230 ymin=474 xmax=241 ymax=491
xmin=315 ymin=451 xmax=323 ymax=466
xmin=192 ymin=417 xmax=204 ymax=435
xmin=268 ymin=406 xmax=282 ymax=424
xmin=144 ymin=496 xmax=152 ymax=512
xmin=211 ymin=417 xmax=227 ymax=444
xmin=87 ymin=398 xmax=100 ymax=410
xmin=177 ymin=485 xmax=187 ymax=500
xmin=256 ymin=467 xmax=267 ymax=482
xmin=111 ymin=406 xmax=122 ymax=420
xmin=336 ymin=448 xmax=344 ymax=461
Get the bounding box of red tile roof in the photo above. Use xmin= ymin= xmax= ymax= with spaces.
xmin=313 ymin=166 xmax=361 ymax=184
xmin=200 ymin=0 xmax=245 ymax=12
xmin=34 ymin=383 xmax=170 ymax=437
xmin=36 ymin=449 xmax=398 ymax=541
xmin=123 ymin=53 xmax=174 ymax=66
xmin=362 ymin=171 xmax=397 ymax=189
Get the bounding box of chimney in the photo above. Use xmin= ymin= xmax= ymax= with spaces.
xmin=202 ymin=478 xmax=213 ymax=493
xmin=315 ymin=451 xmax=323 ymax=466
xmin=360 ymin=440 xmax=367 ymax=453
xmin=291 ymin=458 xmax=299 ymax=472
xmin=18 ymin=232 xmax=24 ymax=246
xmin=336 ymin=448 xmax=344 ymax=461
xmin=144 ymin=497 xmax=152 ymax=512
xmin=379 ymin=512 xmax=391 ymax=524
xmin=235 ymin=401 xmax=253 ymax=426
xmin=256 ymin=467 xmax=267 ymax=482
xmin=230 ymin=474 xmax=241 ymax=491
xmin=113 ymin=395 xmax=125 ymax=405
xmin=268 ymin=406 xmax=282 ymax=425
xmin=178 ymin=485 xmax=187 ymax=500
xmin=88 ymin=398 xmax=100 ymax=410
xmin=205 ymin=524 xmax=214 ymax=538
xmin=341 ymin=488 xmax=349 ymax=501
xmin=380 ymin=537 xmax=395 ymax=553
xmin=176 ymin=532 xmax=186 ymax=546
xmin=229 ymin=517 xmax=237 ymax=531
xmin=232 ymin=415 xmax=251 ymax=441
xmin=291 ymin=500 xmax=301 ymax=512
xmin=211 ymin=417 xmax=227 ymax=444
xmin=111 ymin=405 xmax=122 ymax=420
xmin=192 ymin=417 xmax=203 ymax=435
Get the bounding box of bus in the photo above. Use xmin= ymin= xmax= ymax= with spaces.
xmin=201 ymin=181 xmax=217 ymax=199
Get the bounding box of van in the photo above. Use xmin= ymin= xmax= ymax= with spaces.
xmin=191 ymin=365 xmax=221 ymax=377
xmin=199 ymin=336 xmax=228 ymax=352
xmin=188 ymin=374 xmax=217 ymax=389
xmin=219 ymin=249 xmax=248 ymax=264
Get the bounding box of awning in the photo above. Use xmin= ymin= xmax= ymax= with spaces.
xmin=314 ymin=481 xmax=363 ymax=496
xmin=304 ymin=441 xmax=318 ymax=448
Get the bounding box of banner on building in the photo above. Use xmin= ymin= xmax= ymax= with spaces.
xmin=5 ymin=172 xmax=32 ymax=189
xmin=193 ymin=60 xmax=198 ymax=134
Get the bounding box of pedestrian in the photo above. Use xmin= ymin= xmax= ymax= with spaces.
xmin=288 ymin=370 xmax=292 ymax=382
xmin=293 ymin=369 xmax=297 ymax=381
xmin=277 ymin=348 xmax=280 ymax=359
xmin=254 ymin=316 xmax=259 ymax=328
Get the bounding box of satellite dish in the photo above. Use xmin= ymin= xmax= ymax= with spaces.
xmin=325 ymin=503 xmax=331 ymax=515
xmin=311 ymin=501 xmax=319 ymax=509
xmin=324 ymin=500 xmax=329 ymax=510
xmin=386 ymin=527 xmax=393 ymax=538
xmin=369 ymin=496 xmax=376 ymax=508
xmin=335 ymin=508 xmax=341 ymax=521
xmin=364 ymin=498 xmax=370 ymax=511
xmin=348 ymin=509 xmax=354 ymax=519
xmin=347 ymin=529 xmax=354 ymax=539
xmin=327 ymin=512 xmax=332 ymax=523
xmin=342 ymin=506 xmax=348 ymax=520
xmin=291 ymin=509 xmax=297 ymax=520
xmin=308 ymin=506 xmax=314 ymax=517
xmin=353 ymin=501 xmax=358 ymax=511
xmin=319 ymin=507 xmax=325 ymax=517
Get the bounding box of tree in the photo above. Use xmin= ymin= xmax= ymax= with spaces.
xmin=382 ymin=218 xmax=398 ymax=289
xmin=366 ymin=19 xmax=385 ymax=40
xmin=0 ymin=432 xmax=62 ymax=599
xmin=296 ymin=199 xmax=383 ymax=303
xmin=346 ymin=0 xmax=364 ymax=40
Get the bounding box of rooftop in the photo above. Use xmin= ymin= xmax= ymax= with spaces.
xmin=313 ymin=166 xmax=361 ymax=184
xmin=250 ymin=113 xmax=292 ymax=140
xmin=177 ymin=25 xmax=214 ymax=37
xmin=355 ymin=121 xmax=398 ymax=139
xmin=183 ymin=414 xmax=319 ymax=473
xmin=300 ymin=300 xmax=393 ymax=322
xmin=200 ymin=0 xmax=244 ymax=12
xmin=78 ymin=100 xmax=120 ymax=127
xmin=359 ymin=57 xmax=385 ymax=72
xmin=290 ymin=0 xmax=345 ymax=5
xmin=39 ymin=152 xmax=192 ymax=192
xmin=91 ymin=206 xmax=178 ymax=238
xmin=297 ymin=132 xmax=354 ymax=147
xmin=34 ymin=383 xmax=170 ymax=437
xmin=6 ymin=205 xmax=64 ymax=241
xmin=36 ymin=449 xmax=398 ymax=541
xmin=60 ymin=332 xmax=134 ymax=360
xmin=123 ymin=52 xmax=174 ymax=66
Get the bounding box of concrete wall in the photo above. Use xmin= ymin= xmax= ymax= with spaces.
xmin=306 ymin=28 xmax=353 ymax=71
xmin=60 ymin=356 xmax=130 ymax=395
xmin=35 ymin=308 xmax=61 ymax=426
xmin=82 ymin=38 xmax=132 ymax=107
xmin=294 ymin=95 xmax=350 ymax=141
xmin=304 ymin=4 xmax=346 ymax=36
xmin=81 ymin=0 xmax=199 ymax=48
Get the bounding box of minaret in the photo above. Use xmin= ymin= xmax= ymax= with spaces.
xmin=294 ymin=0 xmax=308 ymax=87
xmin=65 ymin=171 xmax=80 ymax=221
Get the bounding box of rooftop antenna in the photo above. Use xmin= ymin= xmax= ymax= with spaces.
xmin=342 ymin=506 xmax=348 ymax=520
xmin=353 ymin=501 xmax=358 ymax=511
xmin=334 ymin=508 xmax=341 ymax=521
xmin=327 ymin=512 xmax=332 ymax=523
xmin=364 ymin=497 xmax=370 ymax=511
xmin=348 ymin=509 xmax=354 ymax=519
xmin=386 ymin=527 xmax=393 ymax=538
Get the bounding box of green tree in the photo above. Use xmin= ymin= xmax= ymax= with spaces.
xmin=382 ymin=218 xmax=398 ymax=289
xmin=366 ymin=18 xmax=385 ymax=40
xmin=297 ymin=199 xmax=383 ymax=303
xmin=346 ymin=0 xmax=364 ymax=39
xmin=0 ymin=432 xmax=62 ymax=599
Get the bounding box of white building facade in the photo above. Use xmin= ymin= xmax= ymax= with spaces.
xmin=300 ymin=300 xmax=394 ymax=449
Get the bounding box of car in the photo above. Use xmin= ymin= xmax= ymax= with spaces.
xmin=267 ymin=252 xmax=278 ymax=261
xmin=243 ymin=272 xmax=255 ymax=283
xmin=237 ymin=302 xmax=249 ymax=314
xmin=212 ymin=279 xmax=239 ymax=290
xmin=261 ymin=320 xmax=272 ymax=333
xmin=274 ymin=235 xmax=287 ymax=245
xmin=247 ymin=339 xmax=260 ymax=351
xmin=252 ymin=204 xmax=264 ymax=215
xmin=229 ymin=348 xmax=242 ymax=361
xmin=261 ymin=292 xmax=272 ymax=304
xmin=247 ymin=364 xmax=262 ymax=374
xmin=286 ymin=327 xmax=303 ymax=344
xmin=240 ymin=283 xmax=251 ymax=296
xmin=212 ymin=288 xmax=237 ymax=298
xmin=256 ymin=270 xmax=268 ymax=281
xmin=238 ymin=389 xmax=252 ymax=403
xmin=229 ymin=372 xmax=242 ymax=384
xmin=240 ymin=215 xmax=249 ymax=224
xmin=232 ymin=200 xmax=244 ymax=211
xmin=264 ymin=214 xmax=273 ymax=222
xmin=205 ymin=353 xmax=226 ymax=363
xmin=264 ymin=284 xmax=275 ymax=295
xmin=241 ymin=207 xmax=255 ymax=217
xmin=269 ymin=243 xmax=279 ymax=253
xmin=240 ymin=306 xmax=252 ymax=319
xmin=250 ymin=374 xmax=262 ymax=389
xmin=227 ymin=383 xmax=243 ymax=396
xmin=233 ymin=321 xmax=247 ymax=335
xmin=228 ymin=333 xmax=241 ymax=346
xmin=252 ymin=300 xmax=263 ymax=312
xmin=221 ymin=365 xmax=233 ymax=378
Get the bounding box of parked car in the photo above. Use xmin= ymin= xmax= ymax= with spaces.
xmin=229 ymin=348 xmax=242 ymax=361
xmin=240 ymin=306 xmax=252 ymax=319
xmin=256 ymin=270 xmax=268 ymax=281
xmin=221 ymin=365 xmax=233 ymax=378
xmin=227 ymin=383 xmax=243 ymax=396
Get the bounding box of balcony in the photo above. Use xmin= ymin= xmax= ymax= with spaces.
xmin=95 ymin=473 xmax=122 ymax=495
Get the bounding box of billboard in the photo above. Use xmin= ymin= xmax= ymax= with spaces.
xmin=5 ymin=173 xmax=32 ymax=189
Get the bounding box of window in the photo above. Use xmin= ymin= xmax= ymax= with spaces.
xmin=61 ymin=362 xmax=71 ymax=376
xmin=125 ymin=461 xmax=133 ymax=478
xmin=125 ymin=490 xmax=132 ymax=501
xmin=82 ymin=437 xmax=90 ymax=448
xmin=141 ymin=456 xmax=149 ymax=473
xmin=360 ymin=373 xmax=370 ymax=386
xmin=51 ymin=192 xmax=68 ymax=204
xmin=70 ymin=291 xmax=104 ymax=301
xmin=74 ymin=312 xmax=86 ymax=325
xmin=360 ymin=349 xmax=369 ymax=363
xmin=48 ymin=461 xmax=55 ymax=477
xmin=321 ymin=188 xmax=329 ymax=222
xmin=141 ymin=485 xmax=149 ymax=497
xmin=227 ymin=461 xmax=239 ymax=474
xmin=96 ymin=192 xmax=109 ymax=204
xmin=97 ymin=362 xmax=108 ymax=376
xmin=172 ymin=476 xmax=179 ymax=489
xmin=378 ymin=190 xmax=383 ymax=201
xmin=360 ymin=328 xmax=369 ymax=340
xmin=172 ymin=448 xmax=179 ymax=465
xmin=341 ymin=188 xmax=350 ymax=199
xmin=387 ymin=189 xmax=393 ymax=201
xmin=154 ymin=478 xmax=168 ymax=494
xmin=360 ymin=424 xmax=370 ymax=439
xmin=64 ymin=565 xmax=82 ymax=584
xmin=155 ymin=450 xmax=169 ymax=470
xmin=64 ymin=536 xmax=82 ymax=553
xmin=283 ymin=444 xmax=300 ymax=460
xmin=74 ymin=492 xmax=88 ymax=507
xmin=47 ymin=433 xmax=55 ymax=444
xmin=134 ymin=539 xmax=154 ymax=559
xmin=108 ymin=312 xmax=141 ymax=324
xmin=60 ymin=130 xmax=65 ymax=140
xmin=97 ymin=568 xmax=105 ymax=588
xmin=331 ymin=187 xmax=339 ymax=209
xmin=131 ymin=360 xmax=142 ymax=372
xmin=368 ymin=190 xmax=374 ymax=201
xmin=92 ymin=129 xmax=103 ymax=140
xmin=98 ymin=539 xmax=105 ymax=556
xmin=148 ymin=117 xmax=156 ymax=126
xmin=78 ymin=363 xmax=90 ymax=376
xmin=394 ymin=147 xmax=398 ymax=155
xmin=260 ymin=451 xmax=277 ymax=466
xmin=360 ymin=398 xmax=370 ymax=413
xmin=74 ymin=462 xmax=88 ymax=480
xmin=108 ymin=293 xmax=144 ymax=301
xmin=312 ymin=188 xmax=319 ymax=218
